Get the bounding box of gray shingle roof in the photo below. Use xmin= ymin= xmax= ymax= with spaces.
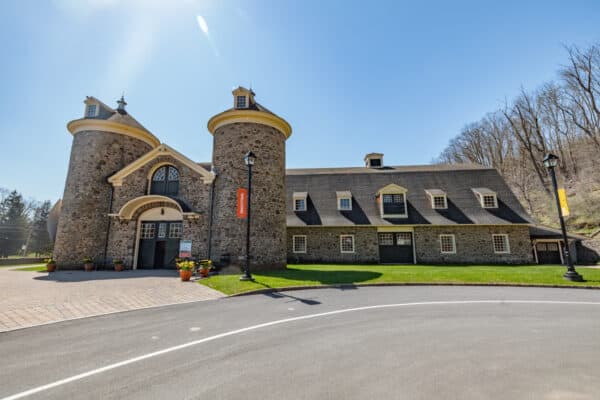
xmin=285 ymin=165 xmax=532 ymax=227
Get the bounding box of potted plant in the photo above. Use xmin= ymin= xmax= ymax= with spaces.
xmin=83 ymin=257 xmax=94 ymax=272
xmin=199 ymin=259 xmax=212 ymax=278
xmin=45 ymin=258 xmax=57 ymax=273
xmin=177 ymin=260 xmax=194 ymax=281
xmin=113 ymin=259 xmax=124 ymax=272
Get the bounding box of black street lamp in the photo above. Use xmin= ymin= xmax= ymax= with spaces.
xmin=542 ymin=153 xmax=583 ymax=282
xmin=240 ymin=151 xmax=256 ymax=281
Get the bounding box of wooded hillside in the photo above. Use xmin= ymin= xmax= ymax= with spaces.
xmin=437 ymin=44 xmax=600 ymax=235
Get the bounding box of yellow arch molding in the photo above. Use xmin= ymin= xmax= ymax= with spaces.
xmin=67 ymin=119 xmax=161 ymax=148
xmin=207 ymin=109 xmax=292 ymax=139
xmin=114 ymin=195 xmax=183 ymax=220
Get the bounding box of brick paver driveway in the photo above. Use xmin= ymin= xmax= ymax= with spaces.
xmin=0 ymin=267 xmax=224 ymax=332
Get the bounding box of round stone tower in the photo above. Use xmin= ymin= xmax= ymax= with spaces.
xmin=207 ymin=87 xmax=292 ymax=270
xmin=54 ymin=96 xmax=160 ymax=268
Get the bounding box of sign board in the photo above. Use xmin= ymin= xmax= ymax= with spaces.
xmin=558 ymin=188 xmax=570 ymax=217
xmin=236 ymin=188 xmax=248 ymax=218
xmin=178 ymin=240 xmax=192 ymax=258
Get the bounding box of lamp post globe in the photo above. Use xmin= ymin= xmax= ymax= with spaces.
xmin=240 ymin=150 xmax=256 ymax=281
xmin=542 ymin=153 xmax=583 ymax=282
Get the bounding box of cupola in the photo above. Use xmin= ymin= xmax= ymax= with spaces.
xmin=365 ymin=153 xmax=384 ymax=168
xmin=232 ymin=86 xmax=255 ymax=109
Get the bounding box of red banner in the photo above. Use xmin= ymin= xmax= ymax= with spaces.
xmin=236 ymin=188 xmax=248 ymax=218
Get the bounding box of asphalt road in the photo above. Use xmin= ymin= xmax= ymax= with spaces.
xmin=1 ymin=286 xmax=600 ymax=399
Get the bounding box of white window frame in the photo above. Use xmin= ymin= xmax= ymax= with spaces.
xmin=472 ymin=188 xmax=498 ymax=209
xmin=293 ymin=192 xmax=308 ymax=212
xmin=336 ymin=191 xmax=352 ymax=211
xmin=432 ymin=195 xmax=447 ymax=209
xmin=377 ymin=184 xmax=408 ymax=219
xmin=492 ymin=234 xmax=510 ymax=254
xmin=235 ymin=95 xmax=248 ymax=109
xmin=439 ymin=234 xmax=456 ymax=254
xmin=292 ymin=235 xmax=307 ymax=253
xmin=85 ymin=104 xmax=98 ymax=118
xmin=340 ymin=235 xmax=355 ymax=253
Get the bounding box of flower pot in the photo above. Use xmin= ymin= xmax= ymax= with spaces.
xmin=84 ymin=263 xmax=94 ymax=272
xmin=200 ymin=268 xmax=210 ymax=278
xmin=46 ymin=263 xmax=56 ymax=273
xmin=114 ymin=264 xmax=124 ymax=272
xmin=179 ymin=270 xmax=193 ymax=281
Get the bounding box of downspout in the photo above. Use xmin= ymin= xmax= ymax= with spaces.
xmin=207 ymin=167 xmax=218 ymax=261
xmin=103 ymin=183 xmax=114 ymax=270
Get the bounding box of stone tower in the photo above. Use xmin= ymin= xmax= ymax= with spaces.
xmin=54 ymin=96 xmax=160 ymax=268
xmin=208 ymin=87 xmax=292 ymax=270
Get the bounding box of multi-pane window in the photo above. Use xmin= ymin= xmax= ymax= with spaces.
xmin=141 ymin=223 xmax=155 ymax=239
xmin=433 ymin=195 xmax=447 ymax=209
xmin=339 ymin=197 xmax=351 ymax=210
xmin=294 ymin=198 xmax=306 ymax=211
xmin=382 ymin=193 xmax=406 ymax=215
xmin=157 ymin=223 xmax=167 ymax=238
xmin=396 ymin=232 xmax=412 ymax=246
xmin=86 ymin=104 xmax=97 ymax=117
xmin=378 ymin=233 xmax=394 ymax=246
xmin=169 ymin=223 xmax=183 ymax=239
xmin=236 ymin=96 xmax=247 ymax=108
xmin=483 ymin=195 xmax=497 ymax=208
xmin=293 ymin=235 xmax=307 ymax=253
xmin=492 ymin=234 xmax=510 ymax=254
xmin=150 ymin=165 xmax=179 ymax=196
xmin=440 ymin=234 xmax=456 ymax=254
xmin=340 ymin=235 xmax=355 ymax=253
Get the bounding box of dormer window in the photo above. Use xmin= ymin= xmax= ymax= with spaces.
xmin=293 ymin=192 xmax=307 ymax=211
xmin=364 ymin=153 xmax=384 ymax=168
xmin=85 ymin=104 xmax=98 ymax=118
xmin=425 ymin=189 xmax=448 ymax=209
xmin=377 ymin=184 xmax=408 ymax=218
xmin=472 ymin=188 xmax=498 ymax=208
xmin=236 ymin=95 xmax=247 ymax=109
xmin=336 ymin=191 xmax=352 ymax=211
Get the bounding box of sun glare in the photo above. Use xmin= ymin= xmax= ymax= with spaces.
xmin=196 ymin=15 xmax=209 ymax=35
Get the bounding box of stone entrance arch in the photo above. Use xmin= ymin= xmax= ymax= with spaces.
xmin=133 ymin=207 xmax=183 ymax=269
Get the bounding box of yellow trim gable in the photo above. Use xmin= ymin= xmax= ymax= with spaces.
xmin=207 ymin=109 xmax=292 ymax=139
xmin=376 ymin=183 xmax=408 ymax=195
xmin=108 ymin=144 xmax=215 ymax=186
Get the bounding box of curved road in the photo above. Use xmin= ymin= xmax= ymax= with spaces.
xmin=1 ymin=286 xmax=600 ymax=399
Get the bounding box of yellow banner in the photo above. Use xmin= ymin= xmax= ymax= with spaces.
xmin=558 ymin=188 xmax=570 ymax=216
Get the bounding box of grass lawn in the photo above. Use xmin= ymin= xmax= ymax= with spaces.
xmin=10 ymin=264 xmax=47 ymax=271
xmin=198 ymin=264 xmax=600 ymax=295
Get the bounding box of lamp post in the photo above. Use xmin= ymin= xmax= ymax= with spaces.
xmin=542 ymin=153 xmax=583 ymax=282
xmin=240 ymin=151 xmax=256 ymax=281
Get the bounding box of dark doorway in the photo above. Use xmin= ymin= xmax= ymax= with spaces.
xmin=378 ymin=232 xmax=414 ymax=264
xmin=138 ymin=221 xmax=182 ymax=269
xmin=536 ymin=242 xmax=562 ymax=264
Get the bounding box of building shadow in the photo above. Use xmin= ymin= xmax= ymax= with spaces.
xmin=340 ymin=198 xmax=371 ymax=225
xmin=485 ymin=199 xmax=529 ymax=223
xmin=34 ymin=269 xmax=179 ymax=282
xmin=434 ymin=199 xmax=473 ymax=224
xmin=384 ymin=202 xmax=429 ymax=224
xmin=259 ymin=267 xmax=381 ymax=285
xmin=294 ymin=195 xmax=322 ymax=225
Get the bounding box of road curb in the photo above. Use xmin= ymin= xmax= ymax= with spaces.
xmin=227 ymin=282 xmax=600 ymax=297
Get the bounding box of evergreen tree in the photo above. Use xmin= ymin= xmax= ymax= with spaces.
xmin=29 ymin=200 xmax=53 ymax=256
xmin=0 ymin=190 xmax=29 ymax=257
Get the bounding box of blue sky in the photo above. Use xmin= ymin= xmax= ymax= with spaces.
xmin=1 ymin=0 xmax=598 ymax=202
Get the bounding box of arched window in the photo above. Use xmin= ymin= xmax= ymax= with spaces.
xmin=150 ymin=165 xmax=179 ymax=196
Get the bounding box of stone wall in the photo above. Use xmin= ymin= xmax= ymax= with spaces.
xmin=414 ymin=225 xmax=533 ymax=264
xmin=211 ymin=122 xmax=287 ymax=270
xmin=287 ymin=227 xmax=379 ymax=264
xmin=286 ymin=225 xmax=533 ymax=265
xmin=106 ymin=155 xmax=213 ymax=268
xmin=54 ymin=131 xmax=153 ymax=269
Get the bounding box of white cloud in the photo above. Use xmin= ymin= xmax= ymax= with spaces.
xmin=196 ymin=15 xmax=209 ymax=35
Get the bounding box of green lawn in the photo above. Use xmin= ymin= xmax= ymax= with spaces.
xmin=198 ymin=264 xmax=600 ymax=295
xmin=11 ymin=264 xmax=47 ymax=271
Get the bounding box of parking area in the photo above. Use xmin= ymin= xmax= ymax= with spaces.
xmin=0 ymin=267 xmax=224 ymax=332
